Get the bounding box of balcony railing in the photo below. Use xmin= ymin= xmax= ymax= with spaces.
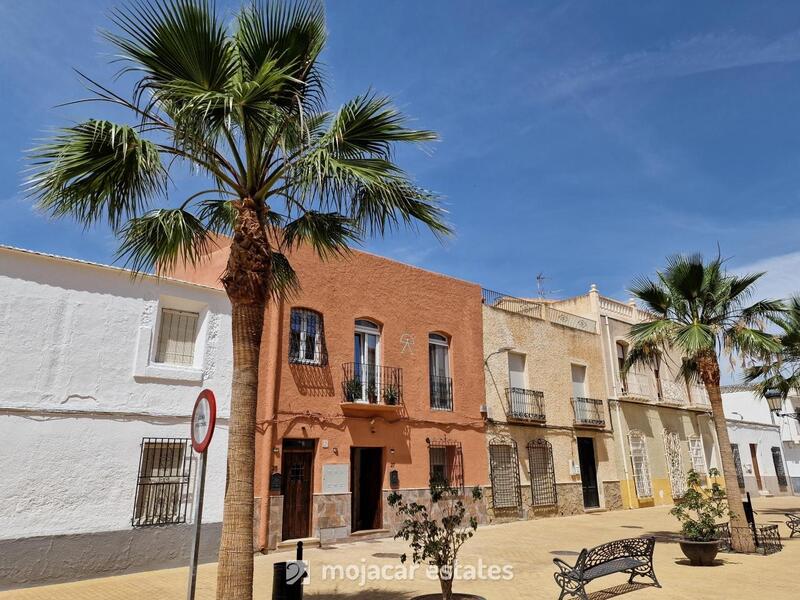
xmin=505 ymin=387 xmax=546 ymax=422
xmin=572 ymin=397 xmax=605 ymax=427
xmin=430 ymin=375 xmax=453 ymax=411
xmin=341 ymin=363 xmax=403 ymax=405
xmin=481 ymin=288 xmax=543 ymax=319
xmin=620 ymin=371 xmax=659 ymax=401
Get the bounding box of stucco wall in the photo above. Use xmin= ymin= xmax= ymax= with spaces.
xmin=727 ymin=420 xmax=790 ymax=496
xmin=0 ymin=247 xmax=233 ymax=587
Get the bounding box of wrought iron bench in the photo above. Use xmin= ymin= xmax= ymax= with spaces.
xmin=553 ymin=537 xmax=659 ymax=600
xmin=786 ymin=513 xmax=800 ymax=538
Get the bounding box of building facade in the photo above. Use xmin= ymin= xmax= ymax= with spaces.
xmin=173 ymin=243 xmax=490 ymax=550
xmin=722 ymin=387 xmax=794 ymax=497
xmin=0 ymin=246 xmax=233 ymax=589
xmin=481 ymin=288 xmax=623 ymax=519
xmin=584 ymin=290 xmax=721 ymax=509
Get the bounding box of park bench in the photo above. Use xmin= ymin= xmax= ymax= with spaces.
xmin=786 ymin=513 xmax=800 ymax=538
xmin=553 ymin=536 xmax=659 ymax=600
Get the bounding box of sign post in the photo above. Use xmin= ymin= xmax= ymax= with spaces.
xmin=187 ymin=389 xmax=217 ymax=600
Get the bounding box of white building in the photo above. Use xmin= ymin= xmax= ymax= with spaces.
xmin=721 ymin=386 xmax=793 ymax=498
xmin=0 ymin=245 xmax=232 ymax=590
xmin=768 ymin=392 xmax=800 ymax=494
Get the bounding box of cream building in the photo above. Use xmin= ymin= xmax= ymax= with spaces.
xmin=546 ymin=286 xmax=722 ymax=510
xmin=481 ymin=289 xmax=622 ymax=520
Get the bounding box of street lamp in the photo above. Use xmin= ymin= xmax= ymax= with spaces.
xmin=484 ymin=346 xmax=514 ymax=366
xmin=765 ymin=388 xmax=800 ymax=421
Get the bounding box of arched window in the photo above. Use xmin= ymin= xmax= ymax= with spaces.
xmin=616 ymin=341 xmax=628 ymax=393
xmin=289 ymin=308 xmax=326 ymax=365
xmin=628 ymin=430 xmax=653 ymax=499
xmin=429 ymin=333 xmax=452 ymax=410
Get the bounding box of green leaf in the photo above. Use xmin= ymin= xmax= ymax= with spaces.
xmin=29 ymin=120 xmax=166 ymax=230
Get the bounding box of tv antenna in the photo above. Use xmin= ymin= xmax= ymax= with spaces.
xmin=536 ymin=272 xmax=549 ymax=298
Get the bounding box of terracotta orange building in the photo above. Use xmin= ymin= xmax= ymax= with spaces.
xmin=173 ymin=242 xmax=489 ymax=549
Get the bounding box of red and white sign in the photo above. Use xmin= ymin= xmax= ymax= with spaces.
xmin=191 ymin=389 xmax=217 ymax=453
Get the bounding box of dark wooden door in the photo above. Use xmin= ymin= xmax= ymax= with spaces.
xmin=351 ymin=447 xmax=383 ymax=532
xmin=282 ymin=448 xmax=313 ymax=540
xmin=749 ymin=444 xmax=763 ymax=490
xmin=577 ymin=437 xmax=600 ymax=509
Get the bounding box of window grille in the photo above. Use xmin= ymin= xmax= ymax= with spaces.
xmin=132 ymin=438 xmax=192 ymax=527
xmin=526 ymin=439 xmax=557 ymax=506
xmin=429 ymin=334 xmax=453 ymax=410
xmin=289 ymin=308 xmax=327 ymax=365
xmin=488 ymin=439 xmax=521 ymax=509
xmin=664 ymin=431 xmax=686 ymax=498
xmin=772 ymin=447 xmax=788 ymax=487
xmin=628 ymin=431 xmax=653 ymax=499
xmin=731 ymin=444 xmax=745 ymax=488
xmin=155 ymin=309 xmax=199 ymax=365
xmin=688 ymin=436 xmax=707 ymax=475
xmin=428 ymin=440 xmax=464 ymax=492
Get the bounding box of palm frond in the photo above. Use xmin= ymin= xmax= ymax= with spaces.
xmin=268 ymin=250 xmax=300 ymax=300
xmin=116 ymin=207 xmax=213 ymax=274
xmin=197 ymin=198 xmax=238 ymax=235
xmin=281 ymin=211 xmax=360 ymax=259
xmin=29 ymin=120 xmax=166 ymax=230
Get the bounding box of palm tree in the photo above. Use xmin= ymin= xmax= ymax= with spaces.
xmin=624 ymin=254 xmax=782 ymax=552
xmin=27 ymin=2 xmax=449 ymax=598
xmin=746 ymin=296 xmax=800 ymax=400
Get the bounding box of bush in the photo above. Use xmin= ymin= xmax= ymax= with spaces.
xmin=670 ymin=468 xmax=731 ymax=542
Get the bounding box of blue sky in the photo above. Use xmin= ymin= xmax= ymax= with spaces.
xmin=2 ymin=0 xmax=800 ymax=302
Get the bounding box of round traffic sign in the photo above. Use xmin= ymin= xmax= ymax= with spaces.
xmin=191 ymin=389 xmax=217 ymax=453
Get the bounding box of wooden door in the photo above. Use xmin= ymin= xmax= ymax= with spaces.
xmin=282 ymin=446 xmax=313 ymax=540
xmin=749 ymin=443 xmax=763 ymax=490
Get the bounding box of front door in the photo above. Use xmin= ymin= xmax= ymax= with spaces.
xmin=749 ymin=443 xmax=763 ymax=490
xmin=577 ymin=437 xmax=600 ymax=508
xmin=351 ymin=447 xmax=383 ymax=532
xmin=282 ymin=439 xmax=314 ymax=540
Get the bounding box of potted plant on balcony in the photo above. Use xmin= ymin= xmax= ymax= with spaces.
xmin=388 ymin=485 xmax=485 ymax=600
xmin=383 ymin=383 xmax=400 ymax=405
xmin=671 ymin=468 xmax=731 ymax=566
xmin=366 ymin=380 xmax=378 ymax=403
xmin=344 ymin=377 xmax=362 ymax=402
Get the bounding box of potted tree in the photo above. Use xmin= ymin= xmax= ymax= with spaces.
xmin=344 ymin=377 xmax=363 ymax=402
xmin=383 ymin=383 xmax=400 ymax=405
xmin=671 ymin=468 xmax=731 ymax=566
xmin=388 ymin=485 xmax=485 ymax=600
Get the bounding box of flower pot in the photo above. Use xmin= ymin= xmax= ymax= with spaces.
xmin=678 ymin=539 xmax=720 ymax=566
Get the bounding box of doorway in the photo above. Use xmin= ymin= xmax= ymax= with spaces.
xmin=577 ymin=437 xmax=600 ymax=508
xmin=749 ymin=443 xmax=763 ymax=490
xmin=281 ymin=439 xmax=315 ymax=540
xmin=351 ymin=447 xmax=384 ymax=532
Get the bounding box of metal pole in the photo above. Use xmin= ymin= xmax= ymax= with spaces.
xmin=187 ymin=450 xmax=207 ymax=600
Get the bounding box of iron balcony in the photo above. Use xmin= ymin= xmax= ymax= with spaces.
xmin=430 ymin=375 xmax=454 ymax=411
xmin=341 ymin=362 xmax=403 ymax=406
xmin=572 ymin=397 xmax=606 ymax=427
xmin=505 ymin=387 xmax=546 ymax=423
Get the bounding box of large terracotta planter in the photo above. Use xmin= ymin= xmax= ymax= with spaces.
xmin=678 ymin=539 xmax=720 ymax=566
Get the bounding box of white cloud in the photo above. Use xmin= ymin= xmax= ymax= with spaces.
xmin=733 ymin=251 xmax=800 ymax=300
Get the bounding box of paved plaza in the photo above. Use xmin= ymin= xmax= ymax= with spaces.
xmin=4 ymin=496 xmax=800 ymax=600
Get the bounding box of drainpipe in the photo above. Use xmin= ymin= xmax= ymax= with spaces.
xmin=604 ymin=314 xmax=634 ymax=508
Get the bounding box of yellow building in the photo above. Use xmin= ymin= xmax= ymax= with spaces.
xmin=547 ymin=287 xmax=722 ymax=509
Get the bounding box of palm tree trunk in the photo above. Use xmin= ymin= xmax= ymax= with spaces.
xmin=699 ymin=353 xmax=756 ymax=553
xmin=217 ymin=199 xmax=271 ymax=600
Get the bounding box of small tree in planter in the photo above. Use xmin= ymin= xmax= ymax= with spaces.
xmin=388 ymin=485 xmax=483 ymax=600
xmin=671 ymin=468 xmax=732 ymax=565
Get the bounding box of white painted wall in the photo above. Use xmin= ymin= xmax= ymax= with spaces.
xmin=0 ymin=246 xmax=233 ymax=541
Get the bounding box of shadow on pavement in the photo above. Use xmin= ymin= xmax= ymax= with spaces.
xmin=305 ymin=591 xmax=416 ymax=600
xmin=588 ymin=582 xmax=649 ymax=599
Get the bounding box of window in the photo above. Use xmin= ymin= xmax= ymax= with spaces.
xmin=731 ymin=444 xmax=745 ymax=488
xmin=155 ymin=309 xmax=199 ymax=366
xmin=428 ymin=440 xmax=464 ymax=491
xmin=488 ymin=439 xmax=522 ymax=509
xmin=132 ymin=438 xmax=192 ymax=527
xmin=664 ymin=431 xmax=686 ymax=498
xmin=616 ymin=342 xmax=628 ymax=393
xmin=527 ymin=439 xmax=557 ymax=506
xmin=571 ymin=364 xmax=587 ymax=398
xmin=289 ymin=309 xmax=326 ymax=365
xmin=772 ymin=447 xmax=788 ymax=487
xmin=688 ymin=436 xmax=707 ymax=475
xmin=629 ymin=431 xmax=653 ymax=499
xmin=429 ymin=333 xmax=453 ymax=410
xmin=352 ymin=320 xmax=381 ymax=402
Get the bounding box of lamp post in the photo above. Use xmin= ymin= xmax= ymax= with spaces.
xmin=484 ymin=346 xmax=514 ymax=367
xmin=765 ymin=388 xmax=800 ymax=421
